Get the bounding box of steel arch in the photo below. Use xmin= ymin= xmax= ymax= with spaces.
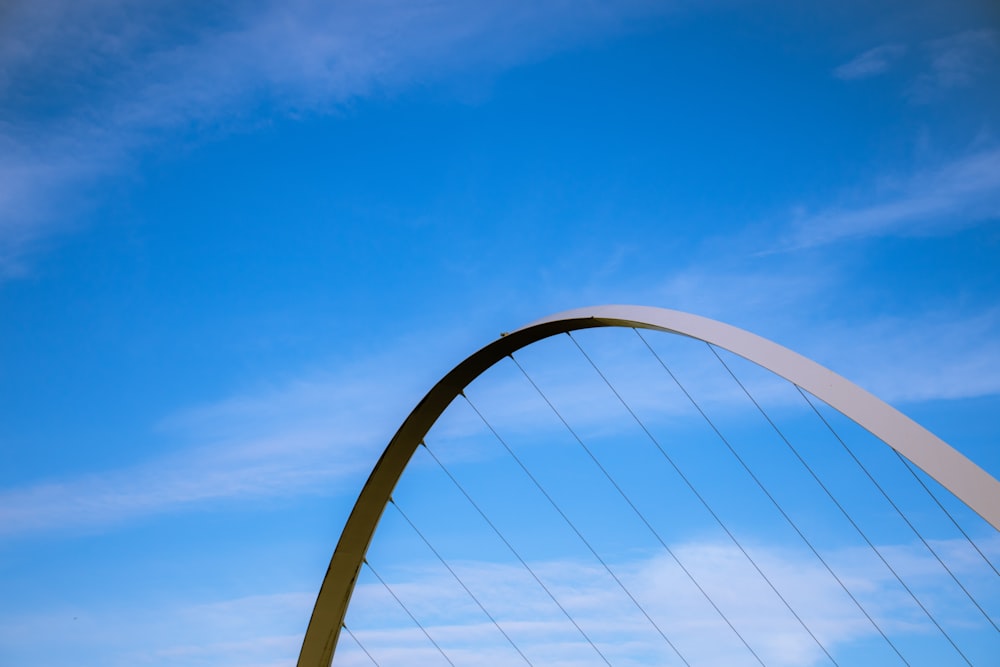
xmin=298 ymin=305 xmax=1000 ymax=666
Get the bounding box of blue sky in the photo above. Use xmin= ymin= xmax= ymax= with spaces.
xmin=1 ymin=0 xmax=999 ymax=665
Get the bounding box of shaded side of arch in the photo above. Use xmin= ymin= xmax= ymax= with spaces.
xmin=298 ymin=304 xmax=1000 ymax=667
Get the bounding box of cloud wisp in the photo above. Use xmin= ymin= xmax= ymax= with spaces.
xmin=803 ymin=307 xmax=1000 ymax=405
xmin=776 ymin=147 xmax=1000 ymax=251
xmin=2 ymin=532 xmax=994 ymax=666
xmin=3 ymin=301 xmax=998 ymax=539
xmin=339 ymin=537 xmax=1000 ymax=666
xmin=0 ymin=345 xmax=438 ymax=537
xmin=833 ymin=44 xmax=907 ymax=80
xmin=910 ymin=29 xmax=999 ymax=100
xmin=0 ymin=0 xmax=676 ymax=277
xmin=0 ymin=590 xmax=314 ymax=667
xmin=833 ymin=29 xmax=997 ymax=92
xmin=0 ymin=406 xmax=374 ymax=538
xmin=647 ymin=260 xmax=1000 ymax=404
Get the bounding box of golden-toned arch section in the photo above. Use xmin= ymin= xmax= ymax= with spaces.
xmin=298 ymin=305 xmax=1000 ymax=667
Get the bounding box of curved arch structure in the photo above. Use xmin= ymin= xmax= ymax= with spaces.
xmin=298 ymin=305 xmax=1000 ymax=666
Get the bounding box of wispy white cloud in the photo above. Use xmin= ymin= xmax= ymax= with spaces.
xmin=654 ymin=262 xmax=839 ymax=324
xmin=5 ymin=299 xmax=998 ymax=542
xmin=910 ymin=29 xmax=999 ymax=100
xmin=0 ymin=128 xmax=116 ymax=275
xmin=0 ymin=338 xmax=447 ymax=537
xmin=644 ymin=260 xmax=1000 ymax=407
xmin=0 ymin=322 xmax=727 ymax=538
xmin=777 ymin=147 xmax=1000 ymax=251
xmin=0 ymin=591 xmax=313 ymax=667
xmin=3 ymin=534 xmax=994 ymax=666
xmin=833 ymin=44 xmax=907 ymax=80
xmin=833 ymin=30 xmax=997 ymax=94
xmin=0 ymin=421 xmax=369 ymax=538
xmin=803 ymin=307 xmax=1000 ymax=404
xmin=339 ymin=537 xmax=1000 ymax=666
xmin=0 ymin=0 xmax=677 ymax=277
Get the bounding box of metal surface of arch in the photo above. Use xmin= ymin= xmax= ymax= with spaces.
xmin=298 ymin=304 xmax=1000 ymax=666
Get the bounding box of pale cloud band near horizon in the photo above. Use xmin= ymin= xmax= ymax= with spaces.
xmin=1 ymin=307 xmax=998 ymax=540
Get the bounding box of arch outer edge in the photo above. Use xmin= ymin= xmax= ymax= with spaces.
xmin=298 ymin=305 xmax=1000 ymax=667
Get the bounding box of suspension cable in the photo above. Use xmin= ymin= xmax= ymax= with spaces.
xmin=567 ymin=331 xmax=840 ymax=666
xmin=635 ymin=328 xmax=911 ymax=666
xmin=893 ymin=448 xmax=1000 ymax=577
xmin=707 ymin=343 xmax=973 ymax=666
xmin=509 ymin=352 xmax=768 ymax=667
xmin=342 ymin=623 xmax=381 ymax=667
xmin=363 ymin=559 xmax=456 ymax=667
xmin=461 ymin=391 xmax=692 ymax=666
xmin=421 ymin=441 xmax=615 ymax=666
xmin=795 ymin=385 xmax=1000 ymax=634
xmin=389 ymin=498 xmax=535 ymax=666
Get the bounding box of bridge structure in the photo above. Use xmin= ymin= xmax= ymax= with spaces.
xmin=297 ymin=306 xmax=1000 ymax=666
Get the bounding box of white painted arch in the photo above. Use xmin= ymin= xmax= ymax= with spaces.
xmin=298 ymin=305 xmax=1000 ymax=666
